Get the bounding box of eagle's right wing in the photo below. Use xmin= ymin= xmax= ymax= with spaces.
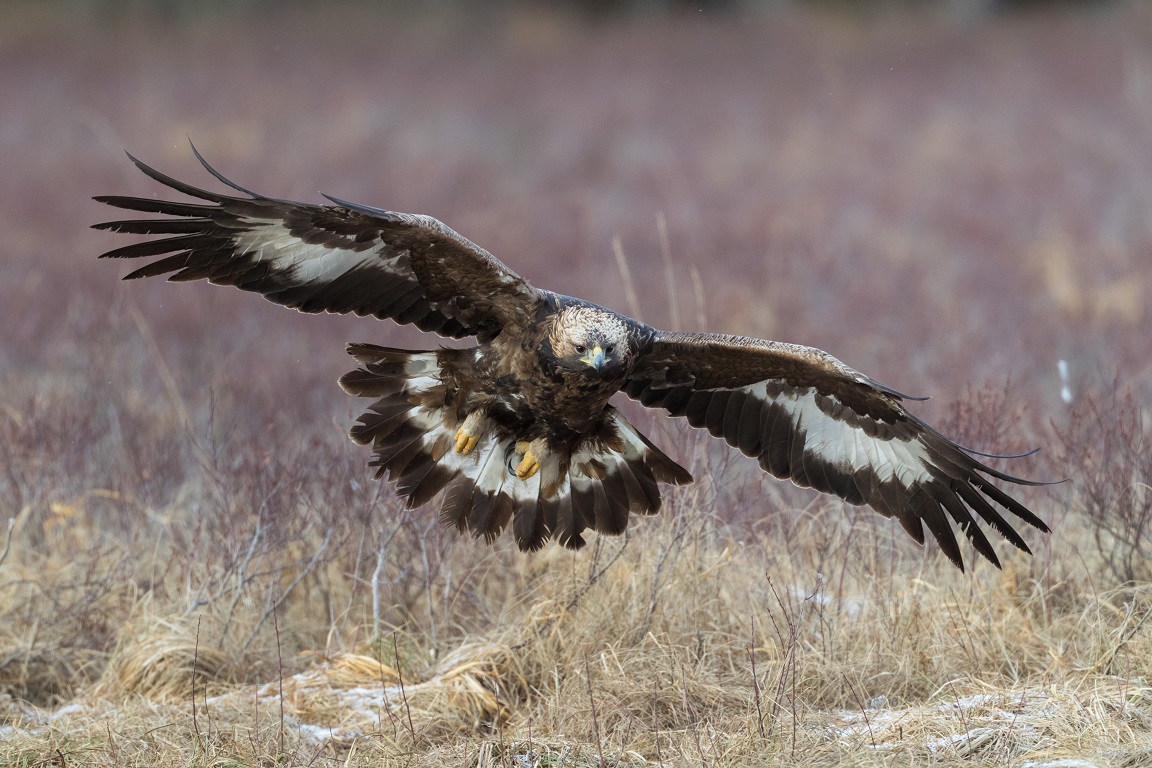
xmin=94 ymin=149 xmax=543 ymax=341
xmin=625 ymin=331 xmax=1051 ymax=570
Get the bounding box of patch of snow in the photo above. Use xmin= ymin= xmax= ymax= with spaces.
xmin=789 ymin=585 xmax=863 ymax=617
xmin=937 ymin=693 xmax=998 ymax=712
xmin=48 ymin=703 xmax=85 ymax=721
xmin=336 ymin=684 xmax=404 ymax=706
xmin=925 ymin=727 xmax=994 ymax=754
xmin=296 ymin=722 xmax=337 ymax=743
xmin=274 ymin=683 xmax=413 ymax=742
xmin=826 ymin=688 xmax=1060 ymax=758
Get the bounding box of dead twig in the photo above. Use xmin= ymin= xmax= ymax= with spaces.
xmin=242 ymin=526 xmax=333 ymax=653
xmin=394 ymin=632 xmax=417 ymax=743
xmin=748 ymin=614 xmax=765 ymax=744
xmin=191 ymin=617 xmax=202 ymax=749
xmin=585 ymin=652 xmax=606 ymax=768
xmin=274 ymin=602 xmax=285 ymax=758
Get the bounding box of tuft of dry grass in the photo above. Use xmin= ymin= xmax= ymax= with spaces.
xmin=244 ymin=642 xmax=527 ymax=741
xmin=95 ymin=618 xmax=230 ymax=701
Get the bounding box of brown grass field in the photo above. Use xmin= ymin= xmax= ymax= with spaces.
xmin=2 ymin=2 xmax=1152 ymax=765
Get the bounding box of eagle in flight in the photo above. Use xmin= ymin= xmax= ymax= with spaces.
xmin=94 ymin=149 xmax=1049 ymax=570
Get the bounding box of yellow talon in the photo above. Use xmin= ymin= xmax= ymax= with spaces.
xmin=514 ymin=441 xmax=540 ymax=480
xmin=455 ymin=412 xmax=487 ymax=454
xmin=454 ymin=427 xmax=479 ymax=455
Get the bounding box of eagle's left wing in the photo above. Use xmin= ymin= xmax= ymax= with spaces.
xmin=94 ymin=150 xmax=543 ymax=341
xmin=624 ymin=332 xmax=1050 ymax=570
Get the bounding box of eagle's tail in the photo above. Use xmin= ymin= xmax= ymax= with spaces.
xmin=541 ymin=408 xmax=693 ymax=550
xmin=340 ymin=343 xmax=693 ymax=552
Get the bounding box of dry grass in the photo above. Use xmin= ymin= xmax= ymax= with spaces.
xmin=3 ymin=1 xmax=1152 ymax=766
xmin=4 ymin=516 xmax=1152 ymax=765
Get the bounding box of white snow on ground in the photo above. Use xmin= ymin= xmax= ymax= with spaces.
xmin=822 ymin=685 xmax=1136 ymax=762
xmin=284 ymin=684 xmax=407 ymax=743
xmin=295 ymin=721 xmax=338 ymax=743
xmin=47 ymin=702 xmax=84 ymax=721
xmin=789 ymin=584 xmax=864 ymax=618
xmin=0 ymin=668 xmax=1140 ymax=767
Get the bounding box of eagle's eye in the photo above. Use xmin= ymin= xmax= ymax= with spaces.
xmin=605 ymin=344 xmax=615 ymax=354
xmin=575 ymin=345 xmax=586 ymax=354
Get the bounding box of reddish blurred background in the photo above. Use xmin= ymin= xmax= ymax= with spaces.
xmin=2 ymin=0 xmax=1149 ymax=501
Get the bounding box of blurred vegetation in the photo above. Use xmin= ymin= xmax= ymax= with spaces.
xmin=9 ymin=0 xmax=1124 ymax=23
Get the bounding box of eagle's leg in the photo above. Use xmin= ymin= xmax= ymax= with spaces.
xmin=454 ymin=410 xmax=489 ymax=455
xmin=513 ymin=438 xmax=549 ymax=480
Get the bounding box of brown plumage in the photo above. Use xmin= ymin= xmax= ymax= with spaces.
xmin=93 ymin=149 xmax=1052 ymax=569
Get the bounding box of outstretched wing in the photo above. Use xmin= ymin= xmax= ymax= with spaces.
xmin=93 ymin=149 xmax=543 ymax=341
xmin=624 ymin=332 xmax=1050 ymax=570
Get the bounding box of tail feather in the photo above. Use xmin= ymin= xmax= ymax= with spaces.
xmin=541 ymin=476 xmax=584 ymax=549
xmin=348 ymin=401 xmax=414 ymax=445
xmin=398 ymin=439 xmax=459 ymax=509
xmin=441 ymin=477 xmax=478 ymax=533
xmin=463 ymin=438 xmax=515 ymax=541
xmin=514 ymin=495 xmax=551 ymax=551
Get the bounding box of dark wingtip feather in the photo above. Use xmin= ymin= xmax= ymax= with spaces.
xmin=937 ymin=492 xmax=1002 ymax=569
xmin=976 ymin=479 xmax=1051 ymax=533
xmin=187 ymin=139 xmax=262 ymax=199
xmin=92 ymin=195 xmax=219 ymax=219
xmin=120 ymin=151 xmax=227 ymax=203
xmin=865 ymin=376 xmax=930 ymax=401
xmin=99 ymin=234 xmax=200 ymax=261
xmin=184 ymin=140 xmax=301 ymax=205
xmin=123 ymin=253 xmax=199 ymax=280
xmin=906 ymin=491 xmax=967 ymax=571
xmin=321 ymin=193 xmax=395 ymax=218
xmin=963 ymin=445 xmax=1042 ymax=461
xmin=916 ymin=418 xmax=1064 ymax=487
xmin=92 ymin=217 xmax=209 ymax=235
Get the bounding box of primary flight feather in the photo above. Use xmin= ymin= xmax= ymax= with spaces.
xmin=94 ymin=149 xmax=1050 ymax=569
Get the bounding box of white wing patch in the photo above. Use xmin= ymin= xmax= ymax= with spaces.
xmin=232 ymin=224 xmax=410 ymax=286
xmin=744 ymin=381 xmax=934 ymax=487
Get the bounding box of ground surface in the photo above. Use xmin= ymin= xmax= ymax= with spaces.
xmin=1 ymin=2 xmax=1151 ymax=766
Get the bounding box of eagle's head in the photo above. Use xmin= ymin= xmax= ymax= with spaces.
xmin=547 ymin=305 xmax=633 ymax=377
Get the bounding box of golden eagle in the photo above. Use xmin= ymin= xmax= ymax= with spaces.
xmin=94 ymin=150 xmax=1049 ymax=569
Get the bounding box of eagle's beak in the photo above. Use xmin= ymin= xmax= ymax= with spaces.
xmin=582 ymin=345 xmax=607 ymax=370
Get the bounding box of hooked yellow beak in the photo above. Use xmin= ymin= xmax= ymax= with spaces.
xmin=582 ymin=344 xmax=606 ymax=370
